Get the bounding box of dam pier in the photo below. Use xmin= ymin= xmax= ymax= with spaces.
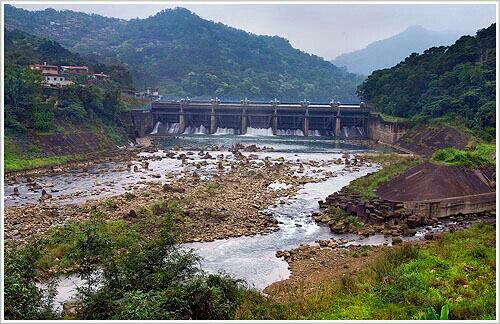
xmin=128 ymin=99 xmax=375 ymax=139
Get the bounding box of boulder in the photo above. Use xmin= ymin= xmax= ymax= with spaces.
xmin=392 ymin=236 xmax=403 ymax=245
xmin=125 ymin=209 xmax=138 ymax=219
xmin=424 ymin=232 xmax=435 ymax=240
xmin=162 ymin=184 xmax=186 ymax=193
xmin=62 ymin=300 xmax=81 ymax=319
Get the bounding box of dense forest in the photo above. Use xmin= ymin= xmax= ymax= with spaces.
xmin=5 ymin=5 xmax=363 ymax=101
xmin=357 ymin=23 xmax=496 ymax=137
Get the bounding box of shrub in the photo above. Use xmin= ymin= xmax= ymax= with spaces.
xmin=32 ymin=107 xmax=55 ymax=132
xmin=62 ymin=102 xmax=87 ymax=121
xmin=432 ymin=144 xmax=495 ymax=168
xmin=4 ymin=246 xmax=58 ymax=320
xmin=55 ymin=201 xmax=254 ymax=320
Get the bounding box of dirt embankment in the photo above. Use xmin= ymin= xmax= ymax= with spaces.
xmin=34 ymin=131 xmax=119 ymax=156
xmin=396 ymin=126 xmax=469 ymax=156
xmin=376 ymin=161 xmax=494 ymax=202
xmin=8 ymin=122 xmax=132 ymax=159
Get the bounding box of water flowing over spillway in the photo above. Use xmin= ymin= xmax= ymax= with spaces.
xmin=214 ymin=127 xmax=237 ymax=135
xmin=342 ymin=126 xmax=366 ymax=139
xmin=150 ymin=121 xmax=161 ymax=135
xmin=183 ymin=124 xmax=208 ymax=135
xmin=151 ymin=125 xmax=362 ymax=138
xmin=244 ymin=127 xmax=274 ymax=136
xmin=150 ymin=122 xmax=181 ymax=135
xmin=276 ymin=129 xmax=304 ymax=136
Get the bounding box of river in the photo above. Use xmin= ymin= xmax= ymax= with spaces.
xmin=7 ymin=134 xmax=403 ymax=309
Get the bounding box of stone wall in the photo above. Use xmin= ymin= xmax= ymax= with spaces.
xmin=320 ymin=188 xmax=428 ymax=229
xmin=320 ymin=188 xmax=496 ymax=233
xmin=403 ymin=192 xmax=496 ymax=219
xmin=367 ymin=113 xmax=409 ymax=145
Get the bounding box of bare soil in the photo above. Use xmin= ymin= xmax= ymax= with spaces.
xmin=397 ymin=126 xmax=469 ymax=156
xmin=375 ymin=161 xmax=493 ymax=201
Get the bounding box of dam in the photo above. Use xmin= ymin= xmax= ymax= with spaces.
xmin=127 ymin=98 xmax=373 ymax=139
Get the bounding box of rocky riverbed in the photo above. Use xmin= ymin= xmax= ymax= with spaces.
xmin=4 ymin=143 xmax=375 ymax=245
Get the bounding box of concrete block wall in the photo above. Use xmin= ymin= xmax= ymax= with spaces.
xmin=404 ymin=192 xmax=496 ymax=219
xmin=367 ymin=114 xmax=409 ymax=144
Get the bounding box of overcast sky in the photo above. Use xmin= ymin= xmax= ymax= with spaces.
xmin=11 ymin=3 xmax=497 ymax=60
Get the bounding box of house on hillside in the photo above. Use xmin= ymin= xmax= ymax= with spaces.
xmin=44 ymin=74 xmax=74 ymax=87
xmin=29 ymin=62 xmax=75 ymax=87
xmin=92 ymin=72 xmax=110 ymax=80
xmin=29 ymin=62 xmax=58 ymax=75
xmin=61 ymin=65 xmax=89 ymax=75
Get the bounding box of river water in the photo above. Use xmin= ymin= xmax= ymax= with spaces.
xmin=9 ymin=134 xmax=399 ymax=308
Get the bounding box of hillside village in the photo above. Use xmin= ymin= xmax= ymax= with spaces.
xmin=29 ymin=62 xmax=109 ymax=87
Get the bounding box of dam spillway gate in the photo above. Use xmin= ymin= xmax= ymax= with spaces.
xmin=128 ymin=99 xmax=370 ymax=139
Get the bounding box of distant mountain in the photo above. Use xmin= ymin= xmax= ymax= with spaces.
xmin=5 ymin=5 xmax=364 ymax=101
xmin=332 ymin=25 xmax=462 ymax=75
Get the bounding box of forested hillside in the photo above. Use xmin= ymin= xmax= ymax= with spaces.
xmin=357 ymin=23 xmax=496 ymax=138
xmin=5 ymin=5 xmax=363 ymax=101
xmin=4 ymin=29 xmax=136 ymax=171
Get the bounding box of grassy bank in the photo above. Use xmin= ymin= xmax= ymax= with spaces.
xmin=376 ymin=112 xmax=410 ymax=123
xmin=349 ymin=154 xmax=421 ymax=199
xmin=432 ymin=143 xmax=496 ymax=169
xmin=4 ymin=136 xmax=84 ymax=173
xmin=237 ymin=224 xmax=496 ymax=320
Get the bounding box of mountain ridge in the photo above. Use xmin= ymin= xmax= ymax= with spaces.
xmin=332 ymin=25 xmax=463 ymax=75
xmin=5 ymin=5 xmax=363 ymax=101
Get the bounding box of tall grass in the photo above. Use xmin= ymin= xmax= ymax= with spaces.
xmin=237 ymin=224 xmax=496 ymax=320
xmin=432 ymin=143 xmax=495 ymax=168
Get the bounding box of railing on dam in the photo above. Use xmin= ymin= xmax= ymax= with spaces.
xmin=129 ymin=99 xmax=370 ymax=138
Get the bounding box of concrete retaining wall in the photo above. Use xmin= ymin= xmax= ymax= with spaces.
xmin=403 ymin=192 xmax=496 ymax=219
xmin=123 ymin=110 xmax=156 ymax=137
xmin=367 ymin=114 xmax=409 ymax=145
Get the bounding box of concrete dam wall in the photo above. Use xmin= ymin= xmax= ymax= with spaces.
xmin=126 ymin=99 xmax=373 ymax=139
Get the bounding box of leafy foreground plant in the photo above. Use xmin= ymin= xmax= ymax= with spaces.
xmin=4 ymin=246 xmax=58 ymax=320
xmin=4 ymin=205 xmax=496 ymax=320
xmin=419 ymin=305 xmax=449 ymax=320
xmin=4 ymin=200 xmax=269 ymax=320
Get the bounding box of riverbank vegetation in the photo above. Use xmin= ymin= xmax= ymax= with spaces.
xmin=432 ymin=143 xmax=496 ymax=169
xmin=5 ymin=196 xmax=495 ymax=321
xmin=358 ymin=23 xmax=496 ymax=141
xmin=4 ymin=136 xmax=87 ymax=173
xmin=237 ymin=224 xmax=496 ymax=320
xmin=4 ymin=200 xmax=269 ymax=320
